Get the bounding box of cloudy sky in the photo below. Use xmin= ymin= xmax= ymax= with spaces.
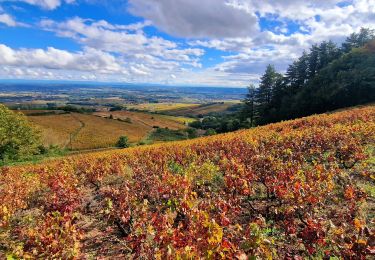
xmin=0 ymin=0 xmax=374 ymax=87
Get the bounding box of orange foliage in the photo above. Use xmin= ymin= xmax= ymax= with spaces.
xmin=1 ymin=105 xmax=374 ymax=259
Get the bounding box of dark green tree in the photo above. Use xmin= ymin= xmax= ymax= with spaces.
xmin=342 ymin=28 xmax=375 ymax=53
xmin=318 ymin=41 xmax=341 ymax=69
xmin=295 ymin=51 xmax=309 ymax=88
xmin=308 ymin=44 xmax=320 ymax=79
xmin=257 ymin=64 xmax=278 ymax=105
xmin=242 ymin=84 xmax=257 ymax=126
xmin=246 ymin=28 xmax=375 ymax=125
xmin=256 ymin=65 xmax=280 ymax=123
xmin=116 ymin=136 xmax=130 ymax=148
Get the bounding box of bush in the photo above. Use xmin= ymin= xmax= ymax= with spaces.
xmin=116 ymin=136 xmax=130 ymax=148
xmin=0 ymin=104 xmax=41 ymax=162
xmin=186 ymin=128 xmax=198 ymax=138
xmin=110 ymin=105 xmax=123 ymax=111
xmin=205 ymin=128 xmax=217 ymax=136
xmin=189 ymin=120 xmax=202 ymax=129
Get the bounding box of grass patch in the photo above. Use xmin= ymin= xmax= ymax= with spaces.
xmin=0 ymin=146 xmax=68 ymax=166
xmin=148 ymin=128 xmax=190 ymax=142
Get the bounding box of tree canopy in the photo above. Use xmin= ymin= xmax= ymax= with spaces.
xmin=0 ymin=105 xmax=41 ymax=162
xmin=242 ymin=28 xmax=375 ymax=125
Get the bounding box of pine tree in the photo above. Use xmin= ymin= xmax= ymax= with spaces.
xmin=295 ymin=51 xmax=309 ymax=88
xmin=257 ymin=64 xmax=277 ymax=105
xmin=308 ymin=44 xmax=320 ymax=79
xmin=271 ymin=74 xmax=286 ymax=109
xmin=256 ymin=64 xmax=279 ymax=123
xmin=285 ymin=61 xmax=298 ymax=90
xmin=342 ymin=28 xmax=375 ymax=52
xmin=318 ymin=41 xmax=340 ymax=69
xmin=242 ymin=84 xmax=257 ymax=126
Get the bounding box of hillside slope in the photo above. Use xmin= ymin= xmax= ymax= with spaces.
xmin=1 ymin=105 xmax=374 ymax=259
xmin=28 ymin=111 xmax=190 ymax=150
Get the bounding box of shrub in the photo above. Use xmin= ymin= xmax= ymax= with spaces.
xmin=205 ymin=128 xmax=217 ymax=136
xmin=116 ymin=136 xmax=130 ymax=148
xmin=187 ymin=128 xmax=198 ymax=138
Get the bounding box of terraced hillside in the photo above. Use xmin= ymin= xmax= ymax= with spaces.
xmin=1 ymin=105 xmax=374 ymax=259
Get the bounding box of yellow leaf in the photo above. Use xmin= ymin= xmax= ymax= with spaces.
xmin=207 ymin=220 xmax=223 ymax=245
xmin=354 ymin=218 xmax=363 ymax=230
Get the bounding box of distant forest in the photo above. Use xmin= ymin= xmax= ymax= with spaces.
xmin=243 ymin=27 xmax=375 ymax=125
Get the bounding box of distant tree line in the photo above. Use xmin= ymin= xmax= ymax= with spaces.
xmin=189 ymin=116 xmax=242 ymax=134
xmin=242 ymin=28 xmax=375 ymax=125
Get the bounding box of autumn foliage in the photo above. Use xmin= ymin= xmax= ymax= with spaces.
xmin=1 ymin=105 xmax=374 ymax=259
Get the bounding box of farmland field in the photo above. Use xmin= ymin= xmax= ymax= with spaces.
xmin=15 ymin=110 xmax=65 ymax=116
xmin=125 ymin=102 xmax=200 ymax=112
xmin=1 ymin=105 xmax=374 ymax=259
xmin=163 ymin=101 xmax=241 ymax=117
xmin=28 ymin=113 xmax=82 ymax=148
xmin=67 ymin=113 xmax=147 ymax=150
xmin=27 ymin=111 xmax=191 ymax=150
xmin=93 ymin=110 xmax=194 ymax=129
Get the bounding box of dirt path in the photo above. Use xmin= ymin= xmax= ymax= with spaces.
xmin=78 ymin=185 xmax=131 ymax=259
xmin=65 ymin=113 xmax=86 ymax=150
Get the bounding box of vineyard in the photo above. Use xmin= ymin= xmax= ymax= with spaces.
xmin=125 ymin=103 xmax=201 ymax=113
xmin=28 ymin=111 xmax=190 ymax=150
xmin=163 ymin=102 xmax=240 ymax=117
xmin=0 ymin=105 xmax=374 ymax=259
xmin=125 ymin=102 xmax=241 ymax=117
xmin=93 ymin=111 xmax=194 ymax=129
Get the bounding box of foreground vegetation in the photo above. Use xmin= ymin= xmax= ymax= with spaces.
xmin=0 ymin=105 xmax=42 ymax=163
xmin=1 ymin=105 xmax=374 ymax=259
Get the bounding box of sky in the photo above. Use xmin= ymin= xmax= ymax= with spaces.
xmin=0 ymin=0 xmax=374 ymax=87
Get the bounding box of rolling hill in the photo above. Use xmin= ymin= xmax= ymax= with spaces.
xmin=27 ymin=111 xmax=191 ymax=150
xmin=1 ymin=105 xmax=374 ymax=259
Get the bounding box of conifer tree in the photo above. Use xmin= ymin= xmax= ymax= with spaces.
xmin=255 ymin=64 xmax=279 ymax=123
xmin=242 ymin=84 xmax=257 ymax=126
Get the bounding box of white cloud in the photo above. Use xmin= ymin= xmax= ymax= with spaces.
xmin=0 ymin=44 xmax=124 ymax=73
xmin=3 ymin=0 xmax=75 ymax=10
xmin=0 ymin=7 xmax=28 ymax=27
xmin=127 ymin=0 xmax=259 ymax=38
xmin=0 ymin=43 xmax=254 ymax=86
xmin=1 ymin=0 xmax=374 ymax=86
xmin=214 ymin=45 xmax=300 ymax=75
xmin=190 ymin=0 xmax=375 ymax=76
xmin=38 ymin=16 xmax=206 ymax=81
xmin=0 ymin=13 xmax=17 ymax=26
xmin=40 ymin=17 xmax=204 ymax=65
xmin=130 ymin=65 xmax=149 ymax=76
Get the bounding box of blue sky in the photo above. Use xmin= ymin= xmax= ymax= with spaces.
xmin=0 ymin=0 xmax=374 ymax=86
